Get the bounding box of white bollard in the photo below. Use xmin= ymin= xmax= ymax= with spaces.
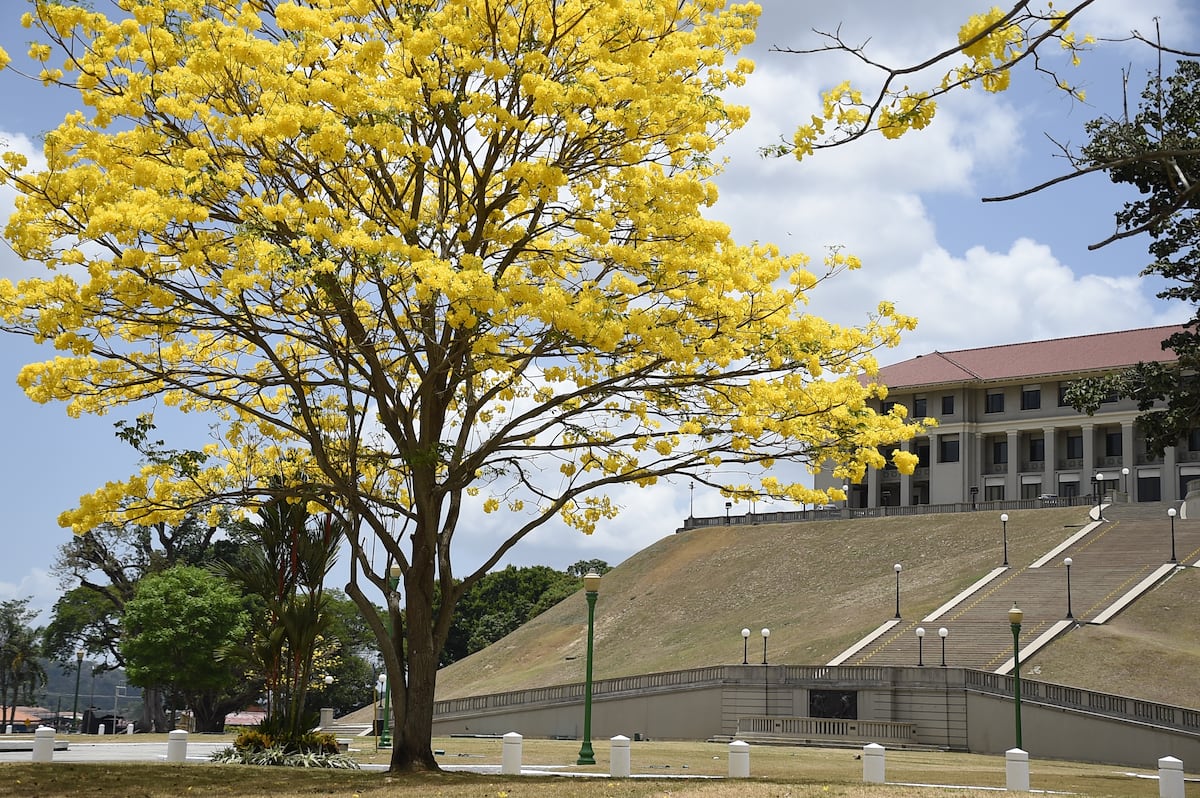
xmin=98 ymin=724 xmax=106 ymax=736
xmin=728 ymin=740 xmax=750 ymax=778
xmin=167 ymin=729 xmax=189 ymax=762
xmin=610 ymin=735 xmax=631 ymax=778
xmin=5 ymin=725 xmax=12 ymax=735
xmin=126 ymin=722 xmax=135 ymax=735
xmin=500 ymin=731 xmax=523 ymax=775
xmin=1159 ymin=756 xmax=1185 ymax=798
xmin=31 ymin=726 xmax=56 ymax=763
xmin=862 ymin=742 xmax=886 ymax=783
xmin=1006 ymin=748 xmax=1030 ymax=792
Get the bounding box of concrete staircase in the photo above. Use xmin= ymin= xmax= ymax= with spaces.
xmin=838 ymin=502 xmax=1196 ymax=672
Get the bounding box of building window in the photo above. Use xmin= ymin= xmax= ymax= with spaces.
xmin=881 ymin=400 xmax=896 ymax=414
xmin=985 ymin=391 xmax=1004 ymax=414
xmin=913 ymin=396 xmax=927 ymax=417
xmin=985 ymin=485 xmax=1005 ymax=501
xmin=1058 ymin=382 xmax=1072 ymax=407
xmin=1189 ymin=429 xmax=1200 ymax=451
xmin=1066 ymin=434 xmax=1083 ymax=460
xmin=915 ymin=441 xmax=930 ymax=468
xmin=1021 ymin=386 xmax=1041 ymax=410
xmin=993 ymin=440 xmax=1008 ymax=465
xmin=1105 ymin=432 xmax=1122 ymax=457
xmin=1029 ymin=437 xmax=1045 ymax=463
xmin=941 ymin=395 xmax=954 ymax=416
xmin=938 ymin=434 xmax=960 ymax=463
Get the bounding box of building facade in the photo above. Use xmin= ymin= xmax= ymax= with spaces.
xmin=816 ymin=325 xmax=1195 ymax=509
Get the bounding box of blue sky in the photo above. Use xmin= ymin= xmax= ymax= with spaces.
xmin=1 ymin=0 xmax=1194 ymax=623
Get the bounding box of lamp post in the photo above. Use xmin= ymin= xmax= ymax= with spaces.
xmin=842 ymin=483 xmax=850 ymax=514
xmin=893 ymin=563 xmax=902 ymax=619
xmin=71 ymin=650 xmax=84 ymax=734
xmin=915 ymin=627 xmax=925 ymax=666
xmin=380 ymin=564 xmax=401 ymax=749
xmin=689 ymin=482 xmax=694 ymax=520
xmin=1009 ymin=604 xmax=1024 ymax=750
xmin=760 ymin=628 xmax=770 ymax=665
xmin=1168 ymin=507 xmax=1178 ymax=563
xmin=577 ymin=572 xmax=601 ymax=766
xmin=1094 ymin=472 xmax=1105 ymax=520
xmin=1064 ymin=557 xmax=1074 ymax=619
xmin=374 ymin=674 xmax=385 ymax=752
xmin=938 ymin=627 xmax=948 ymax=667
xmin=1122 ymin=467 xmax=1130 ymax=496
xmin=1000 ymin=513 xmax=1010 ymax=567
xmin=741 ymin=628 xmax=750 ymax=664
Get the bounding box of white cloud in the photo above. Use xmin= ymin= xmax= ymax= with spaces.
xmin=0 ymin=568 xmax=60 ymax=623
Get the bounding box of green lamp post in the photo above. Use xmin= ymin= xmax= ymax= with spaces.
xmin=71 ymin=650 xmax=84 ymax=734
xmin=1009 ymin=604 xmax=1023 ymax=749
xmin=380 ymin=565 xmax=401 ymax=749
xmin=576 ymin=572 xmax=601 ymax=765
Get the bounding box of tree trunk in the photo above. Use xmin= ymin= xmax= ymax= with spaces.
xmin=387 ymin=593 xmax=439 ymax=772
xmin=190 ymin=693 xmax=226 ymax=733
xmin=141 ymin=687 xmax=168 ymax=732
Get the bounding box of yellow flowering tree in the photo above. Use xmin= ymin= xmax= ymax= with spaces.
xmin=766 ymin=2 xmax=1097 ymax=159
xmin=0 ymin=0 xmax=922 ymax=770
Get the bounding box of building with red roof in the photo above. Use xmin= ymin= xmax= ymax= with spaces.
xmin=816 ymin=325 xmax=1189 ymax=508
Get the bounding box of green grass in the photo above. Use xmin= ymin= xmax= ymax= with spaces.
xmin=432 ymin=508 xmax=1094 ymax=699
xmin=0 ymin=737 xmax=1170 ymax=797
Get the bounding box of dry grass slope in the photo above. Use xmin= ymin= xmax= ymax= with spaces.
xmin=435 ymin=508 xmax=1143 ymax=700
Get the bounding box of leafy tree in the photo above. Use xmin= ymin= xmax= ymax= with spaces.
xmin=48 ymin=506 xmax=249 ymax=731
xmin=0 ymin=600 xmax=45 ymax=728
xmin=218 ymin=498 xmax=341 ymax=743
xmin=0 ymin=1 xmax=1067 ymax=772
xmin=440 ymin=565 xmax=581 ymax=665
xmin=565 ymin=559 xmax=612 ymax=578
xmin=1044 ymin=59 xmax=1200 ymax=452
xmin=121 ymin=565 xmax=252 ymax=733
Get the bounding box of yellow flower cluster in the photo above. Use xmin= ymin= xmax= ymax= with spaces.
xmin=792 ymin=4 xmax=1090 ymax=158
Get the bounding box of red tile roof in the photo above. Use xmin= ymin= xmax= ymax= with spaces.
xmin=875 ymin=325 xmax=1184 ymax=390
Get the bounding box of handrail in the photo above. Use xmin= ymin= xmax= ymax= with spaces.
xmin=678 ymin=496 xmax=1093 ymax=530
xmin=963 ymin=669 xmax=1200 ymax=734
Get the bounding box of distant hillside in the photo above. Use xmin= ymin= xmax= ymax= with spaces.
xmin=435 ymin=507 xmax=1102 ymax=700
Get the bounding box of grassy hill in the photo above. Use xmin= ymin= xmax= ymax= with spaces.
xmin=435 ymin=506 xmax=1192 ymax=701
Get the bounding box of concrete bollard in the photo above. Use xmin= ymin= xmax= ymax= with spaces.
xmin=32 ymin=726 xmax=56 ymax=763
xmin=610 ymin=735 xmax=631 ymax=778
xmin=319 ymin=707 xmax=334 ymax=729
xmin=1158 ymin=756 xmax=1184 ymax=798
xmin=1005 ymin=748 xmax=1030 ymax=792
xmin=167 ymin=729 xmax=189 ymax=762
xmin=127 ymin=722 xmax=135 ymax=735
xmin=728 ymin=740 xmax=750 ymax=778
xmin=5 ymin=725 xmax=12 ymax=735
xmin=500 ymin=731 xmax=523 ymax=775
xmin=98 ymin=724 xmax=106 ymax=736
xmin=862 ymin=742 xmax=886 ymax=784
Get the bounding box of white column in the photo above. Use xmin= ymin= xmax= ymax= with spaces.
xmin=501 ymin=732 xmax=523 ymax=775
xmin=728 ymin=740 xmax=750 ymax=778
xmin=1005 ymin=747 xmax=1030 ymax=792
xmin=1158 ymin=756 xmax=1184 ymax=798
xmin=166 ymin=729 xmax=188 ymax=763
xmin=610 ymin=735 xmax=631 ymax=778
xmin=1043 ymin=427 xmax=1058 ymax=492
xmin=32 ymin=726 xmax=56 ymax=763
xmin=1007 ymin=430 xmax=1020 ymax=499
xmin=862 ymin=742 xmax=886 ymax=784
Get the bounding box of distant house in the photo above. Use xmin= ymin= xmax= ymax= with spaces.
xmin=816 ymin=325 xmax=1188 ymax=508
xmin=2 ymin=706 xmax=55 ymax=731
xmin=223 ymin=706 xmax=267 ymax=728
